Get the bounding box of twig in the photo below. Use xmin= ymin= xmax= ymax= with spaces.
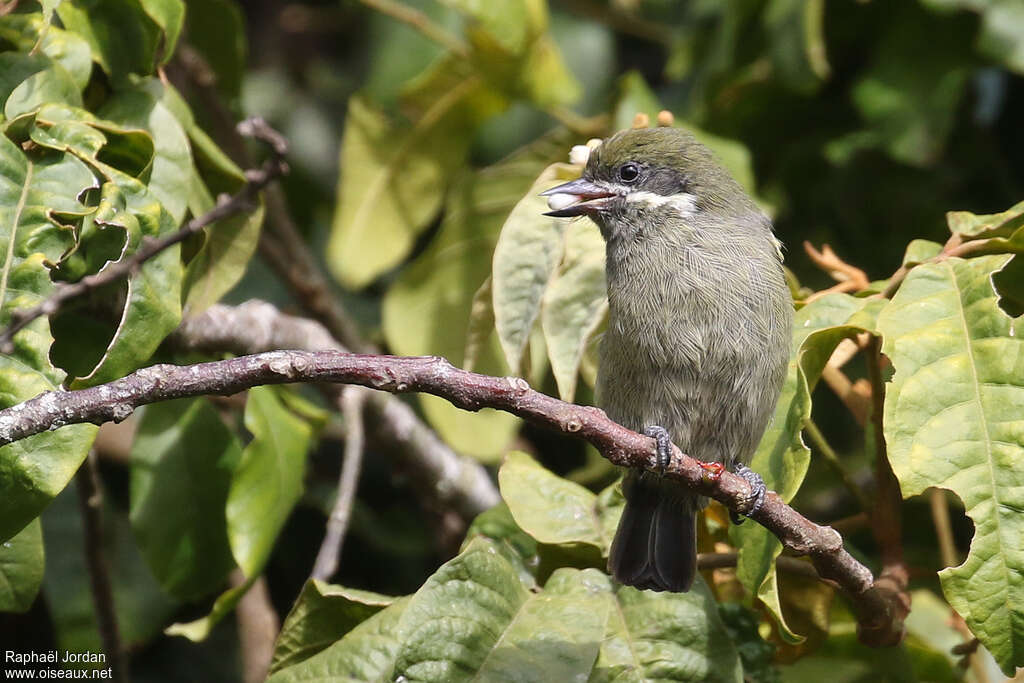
xmin=863 ymin=336 xmax=911 ymax=643
xmin=0 ymin=119 xmax=288 ymax=354
xmin=558 ymin=0 xmax=673 ymax=45
xmin=231 ymin=570 xmax=278 ymax=683
xmin=803 ymin=242 xmax=870 ymax=303
xmin=929 ymin=487 xmax=959 ymax=570
xmin=804 ymin=418 xmax=872 ymax=512
xmin=173 ymin=300 xmax=499 ymax=518
xmin=878 ymin=232 xmax=998 ymax=299
xmin=698 ymin=552 xmax=820 ymax=580
xmin=0 ymin=350 xmax=905 ymax=646
xmin=311 ymin=388 xmax=366 ymax=581
xmin=76 ymin=452 xmax=129 ymax=683
xmin=358 ymin=0 xmax=469 ymax=58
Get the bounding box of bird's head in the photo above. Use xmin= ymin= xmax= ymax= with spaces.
xmin=543 ymin=127 xmax=755 ymax=242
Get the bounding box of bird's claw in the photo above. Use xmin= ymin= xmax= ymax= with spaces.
xmin=644 ymin=425 xmax=673 ymax=475
xmin=729 ymin=464 xmax=766 ymax=525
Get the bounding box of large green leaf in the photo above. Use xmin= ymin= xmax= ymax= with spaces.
xmin=491 ymin=162 xmax=573 ymax=374
xmin=56 ymin=0 xmax=184 ymax=82
xmin=0 ymin=13 xmax=93 ymax=91
xmin=0 ymin=519 xmax=44 ymax=613
xmin=23 ymin=105 xmax=183 ymax=387
xmin=227 ymin=385 xmax=312 ymax=577
xmin=0 ymin=132 xmax=98 ymax=542
xmin=99 ymin=79 xmax=196 ymax=224
xmin=591 ymin=580 xmax=743 ymax=683
xmin=731 ymin=293 xmax=882 ymax=640
xmin=392 ymin=538 xmax=608 ymax=682
xmin=0 ymin=53 xmax=81 ymax=120
xmin=877 ymin=255 xmax=1024 ymax=675
xmin=381 ymin=133 xmax=571 ymax=459
xmin=129 ymin=398 xmax=240 ymax=600
xmin=270 ymin=581 xmax=396 ymax=674
xmin=541 ymin=217 xmax=607 ymax=402
xmin=267 ymin=597 xmax=412 ymax=683
xmin=499 ymin=451 xmax=610 ymax=551
xmin=328 ymin=91 xmax=476 ymax=289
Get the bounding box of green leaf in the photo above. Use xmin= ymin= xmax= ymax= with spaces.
xmin=901 ymin=238 xmax=943 ymax=267
xmin=947 ymin=198 xmax=1024 ymax=239
xmin=591 ymin=579 xmax=743 ymax=683
xmin=56 ymin=0 xmax=184 ymax=82
xmin=0 ymin=519 xmax=44 ymax=613
xmin=227 ymin=385 xmax=312 ymax=577
xmin=499 ymin=451 xmax=609 ymax=551
xmin=393 ymin=538 xmax=607 ymax=682
xmin=2 ymin=56 xmax=81 ymax=120
xmin=0 ymin=14 xmax=92 ymax=91
xmin=166 ymin=572 xmax=255 ymax=642
xmin=381 ymin=133 xmax=572 ymax=459
xmin=67 ymin=171 xmax=182 ymax=388
xmin=328 ymin=91 xmax=475 ymax=289
xmin=129 ymin=398 xmax=240 ymax=600
xmin=43 ymin=485 xmax=178 ymax=651
xmin=267 ymin=596 xmax=412 ymax=682
xmin=876 ymin=255 xmax=1024 ymax=675
xmin=849 ymin=7 xmax=972 ymax=166
xmin=270 ymin=581 xmax=397 ymax=674
xmin=0 ymin=133 xmax=98 ymax=542
xmin=491 ymin=162 xmax=573 ymax=374
xmin=99 ymin=79 xmax=196 ymax=224
xmin=541 ymin=217 xmax=607 ymax=402
xmin=182 ymin=206 xmax=263 ymax=313
xmin=732 ymin=293 xmax=882 ymax=641
xmin=764 ymin=0 xmax=830 ymax=93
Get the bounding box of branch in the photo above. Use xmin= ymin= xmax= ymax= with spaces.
xmin=231 ymin=570 xmax=278 ymax=683
xmin=0 ymin=350 xmax=905 ymax=645
xmin=173 ymin=300 xmax=500 ymax=519
xmin=0 ymin=118 xmax=288 ymax=354
xmin=76 ymin=452 xmax=129 ymax=683
xmin=310 ymin=388 xmax=366 ymax=581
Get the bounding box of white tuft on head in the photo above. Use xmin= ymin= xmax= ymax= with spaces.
xmin=569 ymin=145 xmax=591 ymax=166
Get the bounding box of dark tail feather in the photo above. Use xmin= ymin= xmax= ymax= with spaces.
xmin=608 ymin=472 xmax=697 ymax=592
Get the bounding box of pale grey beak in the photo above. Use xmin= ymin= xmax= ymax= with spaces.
xmin=541 ymin=178 xmax=615 ymax=217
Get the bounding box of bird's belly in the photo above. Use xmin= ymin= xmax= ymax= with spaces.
xmin=597 ymin=329 xmax=777 ymax=468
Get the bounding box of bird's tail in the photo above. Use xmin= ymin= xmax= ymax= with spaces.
xmin=608 ymin=470 xmax=697 ymax=592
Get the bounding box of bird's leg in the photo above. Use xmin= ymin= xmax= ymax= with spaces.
xmin=729 ymin=464 xmax=766 ymax=525
xmin=643 ymin=425 xmax=673 ymax=475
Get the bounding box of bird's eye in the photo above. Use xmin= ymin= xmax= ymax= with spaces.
xmin=618 ymin=163 xmax=639 ymax=183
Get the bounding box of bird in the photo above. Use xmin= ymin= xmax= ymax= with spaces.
xmin=541 ymin=126 xmax=793 ymax=592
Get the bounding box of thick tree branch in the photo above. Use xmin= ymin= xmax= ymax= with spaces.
xmin=0 ymin=350 xmax=904 ymax=645
xmin=174 ymin=300 xmax=500 ymax=518
xmin=0 ymin=118 xmax=288 ymax=354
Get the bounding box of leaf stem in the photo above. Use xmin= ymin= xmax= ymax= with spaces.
xmin=803 ymin=418 xmax=872 ymax=512
xmin=357 ymin=0 xmax=469 ymax=58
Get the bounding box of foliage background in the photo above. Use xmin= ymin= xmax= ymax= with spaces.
xmin=0 ymin=0 xmax=1023 ymax=681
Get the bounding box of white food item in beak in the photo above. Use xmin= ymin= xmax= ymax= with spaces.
xmin=546 ymin=192 xmax=580 ymax=211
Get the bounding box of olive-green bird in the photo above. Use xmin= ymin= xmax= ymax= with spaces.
xmin=543 ymin=127 xmax=793 ymax=592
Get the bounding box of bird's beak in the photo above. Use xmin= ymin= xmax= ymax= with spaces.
xmin=540 ymin=178 xmax=616 ymax=217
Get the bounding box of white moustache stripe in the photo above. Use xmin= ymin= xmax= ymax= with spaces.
xmin=625 ymin=191 xmax=698 ymax=216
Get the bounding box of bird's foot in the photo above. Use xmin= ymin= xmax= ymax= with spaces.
xmin=729 ymin=464 xmax=766 ymax=526
xmin=643 ymin=425 xmax=673 ymax=475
